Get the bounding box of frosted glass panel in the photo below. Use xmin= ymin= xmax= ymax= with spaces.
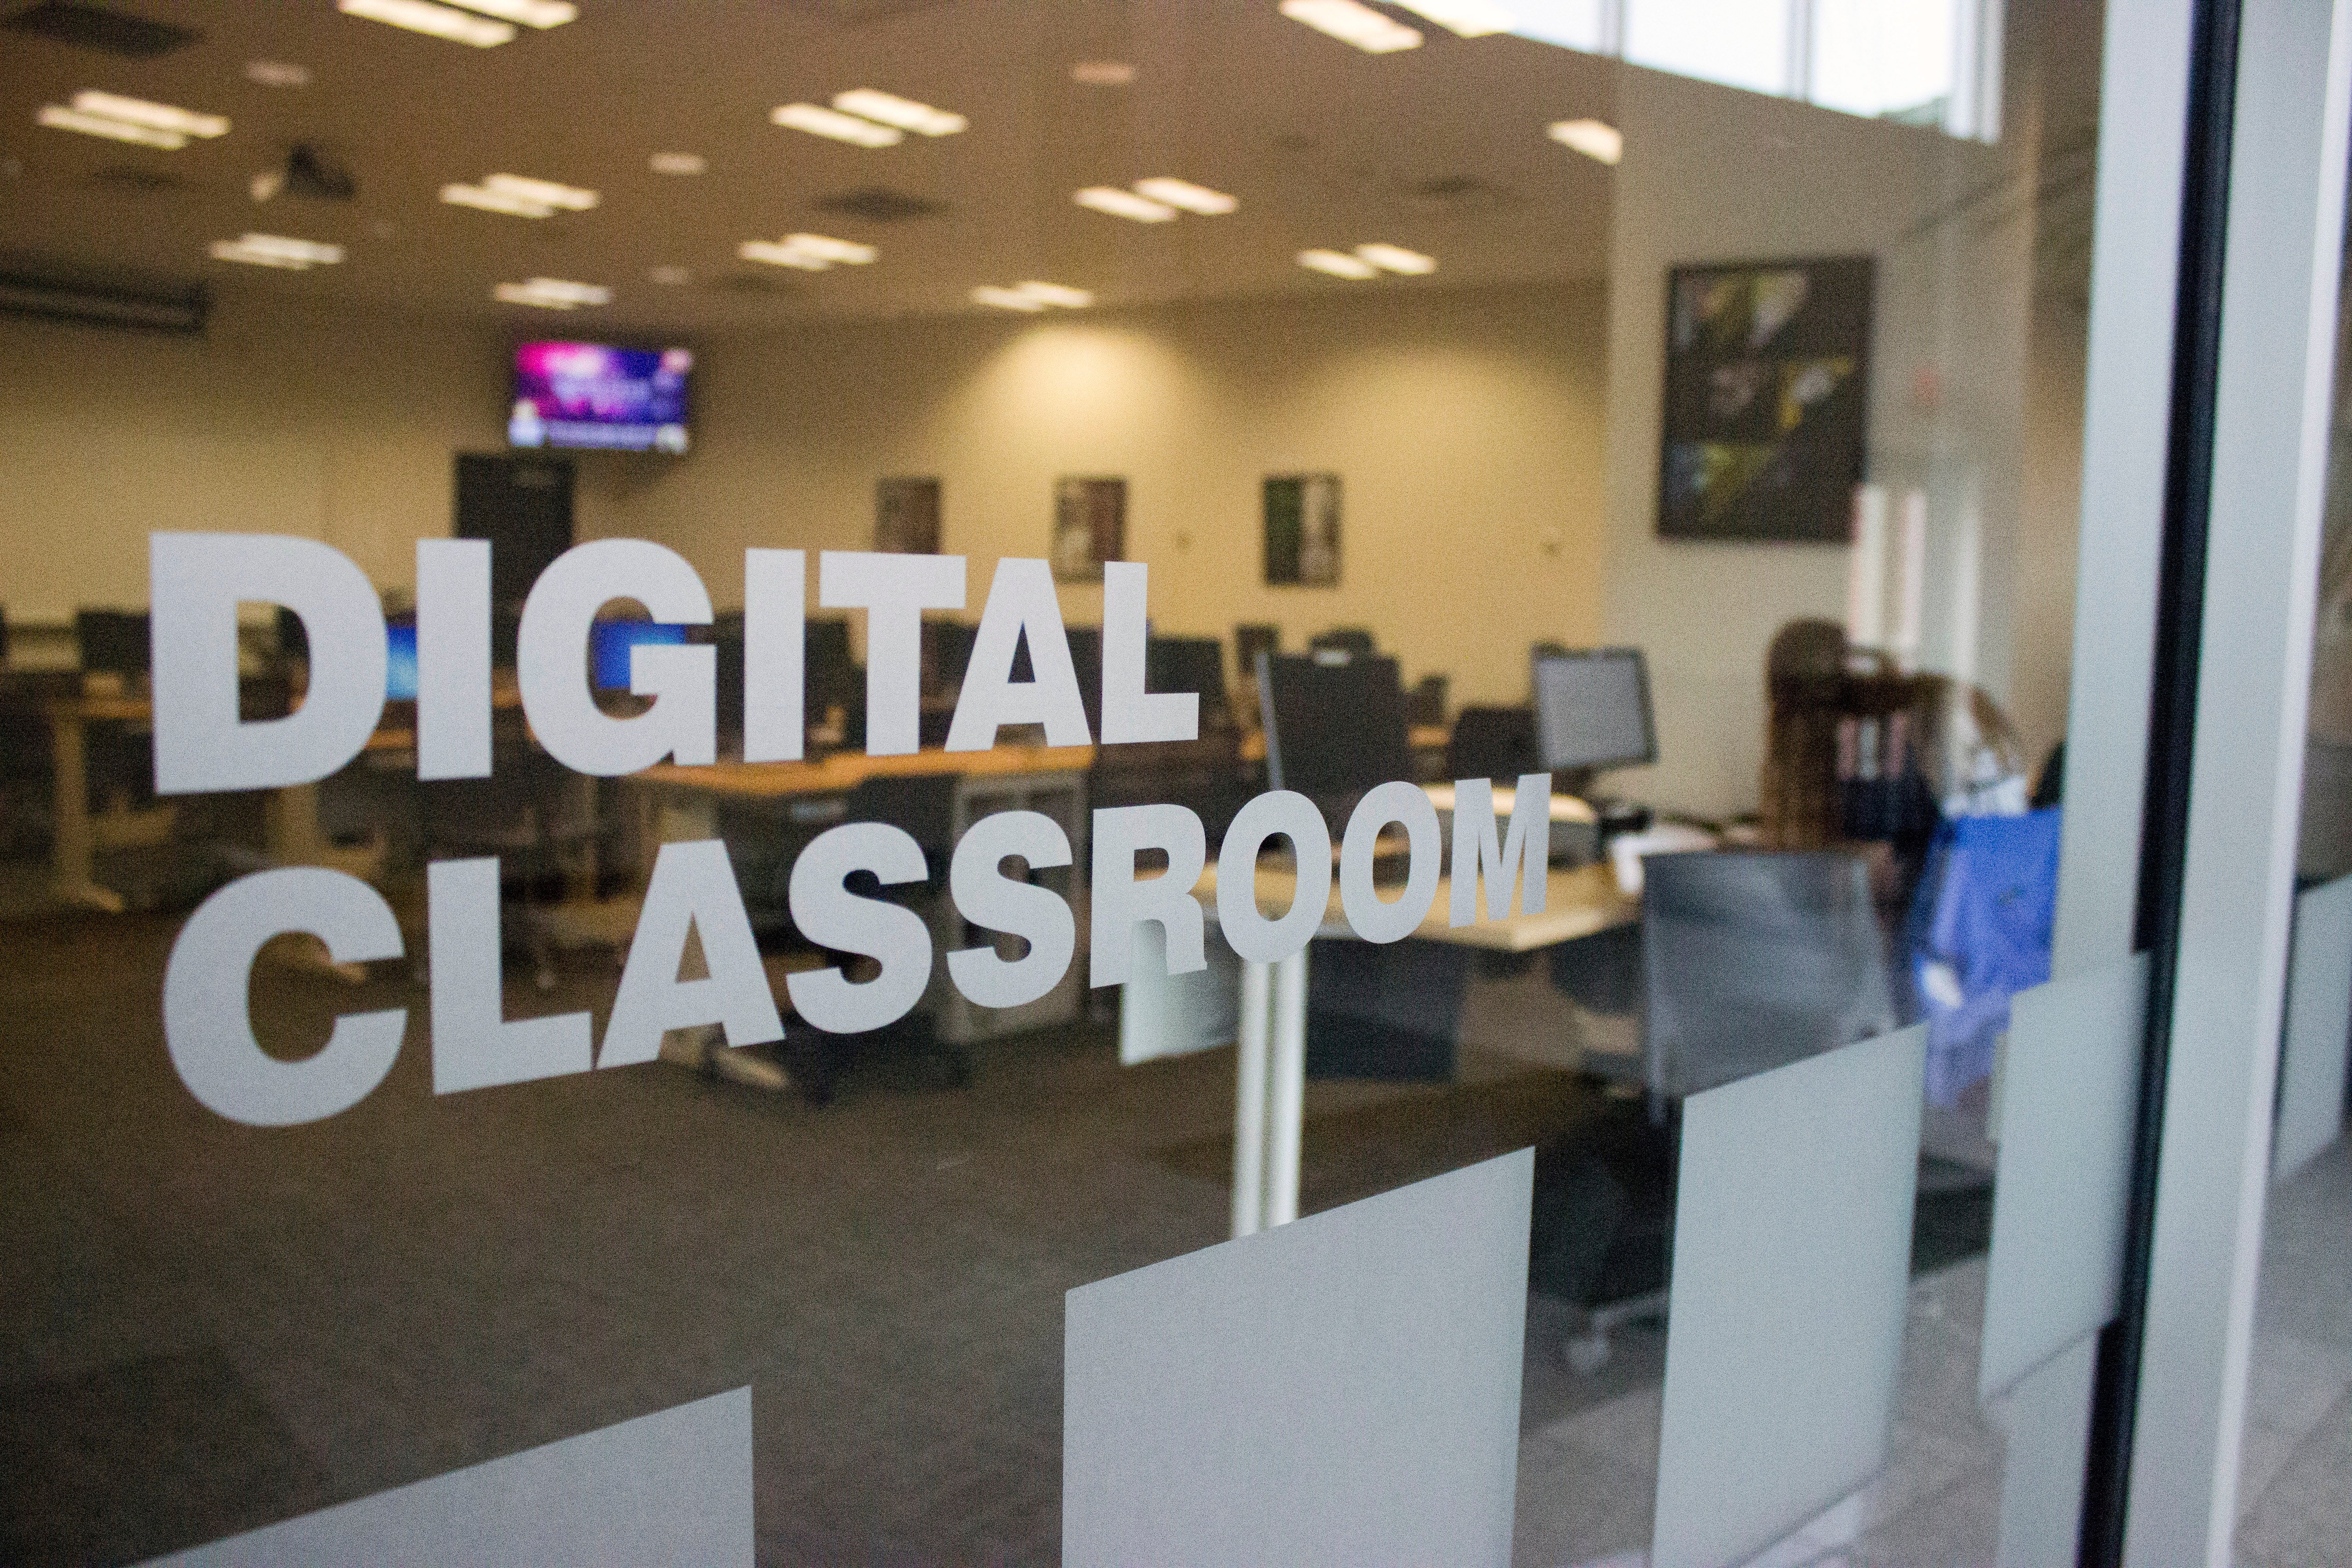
xmin=1063 ymin=1151 xmax=1531 ymax=1568
xmin=1624 ymin=0 xmax=1793 ymax=96
xmin=1651 ymin=1026 xmax=1925 ymax=1568
xmin=2274 ymin=872 xmax=2352 ymax=1181
xmin=1810 ymin=0 xmax=1957 ymax=120
xmin=1978 ymin=955 xmax=2146 ymax=1399
xmin=145 ymin=1389 xmax=753 ymax=1566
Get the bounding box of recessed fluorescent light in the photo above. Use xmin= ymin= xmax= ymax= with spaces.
xmin=481 ymin=172 xmax=597 ymax=210
xmin=649 ymin=152 xmax=706 ymax=175
xmin=1074 ymin=186 xmax=1177 ymax=223
xmin=1279 ymin=0 xmax=1423 ymax=53
xmin=450 ymin=0 xmax=577 ymax=27
xmin=740 ymin=234 xmax=878 ymax=271
xmin=246 ymin=60 xmax=311 ymax=88
xmin=441 ymin=182 xmax=553 ymax=216
xmin=649 ymin=265 xmax=691 ymax=286
xmin=832 ymin=89 xmax=967 ymax=137
xmin=772 ymin=102 xmax=902 ymax=148
xmin=494 ymin=277 xmax=610 ymax=309
xmin=1298 ymin=248 xmax=1380 ymax=279
xmin=36 ymin=105 xmax=186 ymax=149
xmin=1548 ymin=118 xmax=1623 ymax=165
xmin=73 ymin=91 xmax=228 ymax=139
xmin=1071 ymin=61 xmax=1136 ymax=85
xmin=1355 ymin=242 xmax=1436 ymax=275
xmin=1391 ymin=0 xmax=1516 ymax=36
xmin=1016 ymin=281 xmax=1094 ymax=308
xmin=209 ymin=233 xmax=345 ymax=270
xmin=1131 ymin=177 xmax=1237 ymax=215
xmin=973 ymin=286 xmax=1049 ymax=312
xmin=337 ymin=0 xmax=516 ymax=47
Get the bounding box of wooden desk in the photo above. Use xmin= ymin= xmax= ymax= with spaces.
xmin=1206 ymin=848 xmax=1635 ymax=1239
xmin=43 ymin=693 xmax=168 ymax=911
xmin=637 ymin=742 xmax=1096 ymax=801
xmin=1238 ymin=724 xmax=1449 ymax=764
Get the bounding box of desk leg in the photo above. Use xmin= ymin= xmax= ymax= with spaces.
xmin=1267 ymin=946 xmax=1309 ymax=1228
xmin=47 ymin=709 xmax=120 ymax=914
xmin=1232 ymin=958 xmax=1272 ymax=1239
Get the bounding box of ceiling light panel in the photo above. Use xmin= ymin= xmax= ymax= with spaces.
xmin=210 ymin=234 xmax=345 ymax=270
xmin=71 ymin=91 xmax=227 ymax=138
xmin=831 ymin=89 xmax=967 ymax=137
xmin=649 ymin=152 xmax=706 ymax=175
xmin=1070 ymin=61 xmax=1136 ymax=85
xmin=337 ymin=0 xmax=517 ymax=47
xmin=772 ymin=102 xmax=903 ymax=147
xmin=451 ymin=0 xmax=577 ymax=27
xmin=972 ymin=286 xmax=1047 ymax=312
xmin=1548 ymin=117 xmax=1624 ymax=164
xmin=1297 ymin=248 xmax=1380 ymax=279
xmin=1355 ymin=242 xmax=1436 ymax=274
xmin=1131 ymin=177 xmax=1237 ymax=215
xmin=1074 ymin=186 xmax=1177 ymax=223
xmin=37 ymin=105 xmax=186 ymax=148
xmin=1391 ymin=0 xmax=1516 ymax=35
xmin=1279 ymin=0 xmax=1423 ymax=53
xmin=442 ymin=182 xmax=552 ymax=216
xmin=495 ymin=277 xmax=610 ymax=308
xmin=246 ymin=60 xmax=311 ymax=87
xmin=740 ymin=234 xmax=878 ymax=271
xmin=482 ymin=172 xmax=597 ymax=210
xmin=1015 ymin=281 xmax=1094 ymax=307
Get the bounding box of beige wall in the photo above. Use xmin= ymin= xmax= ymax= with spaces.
xmin=0 ymin=283 xmax=1610 ymax=711
xmin=600 ymin=281 xmax=1610 ymax=708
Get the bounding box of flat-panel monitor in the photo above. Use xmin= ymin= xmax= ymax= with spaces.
xmin=1260 ymin=651 xmax=1413 ymax=806
xmin=591 ymin=620 xmax=689 ymax=692
xmin=1065 ymin=625 xmax=1104 ymax=733
xmin=1532 ymin=646 xmax=1657 ymax=773
xmin=807 ymin=616 xmax=855 ymax=709
xmin=510 ymin=342 xmax=692 ymax=454
xmin=386 ymin=618 xmax=419 ymax=701
xmin=1148 ymin=635 xmax=1229 ymax=729
xmin=76 ymin=609 xmax=149 ymax=677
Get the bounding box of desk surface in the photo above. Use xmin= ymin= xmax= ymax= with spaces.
xmin=638 ymin=743 xmax=1096 ymax=800
xmin=1198 ymin=859 xmax=1633 ymax=953
xmin=1238 ymin=724 xmax=1449 ymax=764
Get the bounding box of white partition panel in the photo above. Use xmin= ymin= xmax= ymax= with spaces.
xmin=145 ymin=1387 xmax=753 ymax=1566
xmin=1651 ymin=1026 xmax=1926 ymax=1568
xmin=1979 ymin=955 xmax=2148 ymax=1400
xmin=2274 ymin=872 xmax=2352 ymax=1182
xmin=1063 ymin=1149 xmax=1531 ymax=1568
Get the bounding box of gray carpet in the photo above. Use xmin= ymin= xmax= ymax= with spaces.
xmin=0 ymin=912 xmax=1624 ymax=1565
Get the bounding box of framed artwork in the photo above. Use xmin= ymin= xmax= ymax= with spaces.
xmin=1052 ymin=475 xmax=1126 ymax=582
xmin=1657 ymin=256 xmax=1874 ymax=543
xmin=1263 ymin=474 xmax=1341 ymax=587
xmin=875 ymin=475 xmax=942 ymax=554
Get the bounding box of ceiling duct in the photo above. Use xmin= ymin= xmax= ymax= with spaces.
xmin=0 ymin=266 xmax=206 ymax=334
xmin=4 ymin=0 xmax=197 ymax=57
xmin=813 ymin=187 xmax=946 ymax=224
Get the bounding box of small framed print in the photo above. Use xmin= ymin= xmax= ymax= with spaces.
xmin=875 ymin=476 xmax=943 ymax=554
xmin=1052 ymin=475 xmax=1127 ymax=582
xmin=1263 ymin=473 xmax=1340 ymax=587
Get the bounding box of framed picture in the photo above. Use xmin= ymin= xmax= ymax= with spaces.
xmin=1657 ymin=256 xmax=1874 ymax=543
xmin=1052 ymin=475 xmax=1126 ymax=582
xmin=1263 ymin=474 xmax=1341 ymax=587
xmin=875 ymin=475 xmax=942 ymax=554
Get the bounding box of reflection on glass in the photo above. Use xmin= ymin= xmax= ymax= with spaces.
xmin=1623 ymin=0 xmax=1794 ymax=97
xmin=1811 ymin=0 xmax=1959 ymax=123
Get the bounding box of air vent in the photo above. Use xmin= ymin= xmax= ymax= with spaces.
xmin=1396 ymin=173 xmax=1521 ymax=212
xmin=813 ymin=187 xmax=946 ymax=224
xmin=85 ymin=164 xmax=183 ymax=194
xmin=5 ymin=0 xmax=198 ymax=57
xmin=0 ymin=267 xmax=206 ymax=333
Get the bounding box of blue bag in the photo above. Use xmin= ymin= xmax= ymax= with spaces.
xmin=1906 ymin=808 xmax=2061 ymax=1106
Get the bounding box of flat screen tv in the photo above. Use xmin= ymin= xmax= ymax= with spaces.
xmin=510 ymin=341 xmax=692 ymax=454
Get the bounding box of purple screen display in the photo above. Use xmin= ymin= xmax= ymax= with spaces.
xmin=510 ymin=342 xmax=692 ymax=454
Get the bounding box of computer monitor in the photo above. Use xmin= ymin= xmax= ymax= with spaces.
xmin=1148 ymin=635 xmax=1229 ymax=730
xmin=1065 ymin=625 xmax=1104 ymax=733
xmin=1531 ymin=646 xmax=1657 ymax=774
xmin=806 ymin=615 xmax=855 ymax=709
xmin=590 ymin=619 xmax=689 ymax=693
xmin=76 ymin=609 xmax=150 ymax=678
xmin=928 ymin=619 xmax=980 ymax=692
xmin=1307 ymin=626 xmax=1375 ymax=657
xmin=386 ymin=618 xmax=419 ymax=701
xmin=1260 ymin=651 xmax=1413 ymax=807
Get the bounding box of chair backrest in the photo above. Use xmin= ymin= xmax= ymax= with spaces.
xmin=1640 ymin=849 xmax=1894 ymax=1102
xmin=1445 ymin=705 xmax=1535 ymax=782
xmin=1307 ymin=626 xmax=1375 ymax=657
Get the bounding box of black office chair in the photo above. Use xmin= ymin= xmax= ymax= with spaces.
xmin=418 ymin=724 xmax=600 ymax=990
xmin=1445 ymin=705 xmax=1536 ymax=781
xmin=1406 ymin=674 xmax=1448 ymax=728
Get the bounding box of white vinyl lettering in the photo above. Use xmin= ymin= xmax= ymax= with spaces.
xmin=743 ymin=548 xmax=806 ymax=763
xmin=1448 ymin=773 xmax=1553 ymax=926
xmin=151 ymin=532 xmax=386 ymax=794
xmin=1099 ymin=561 xmax=1197 ymax=744
xmin=601 ymin=839 xmax=785 ymax=1067
xmin=818 ymin=550 xmax=966 ymax=757
xmin=947 ymin=809 xmax=1077 ymax=1008
xmin=945 ymin=558 xmax=1091 ymax=751
xmin=162 ymin=867 xmax=407 ymax=1125
xmin=519 ymin=539 xmax=716 ymax=777
xmin=427 ymin=857 xmax=593 ymax=1093
xmin=1090 ymin=804 xmax=1208 ymax=986
xmin=1215 ymin=790 xmax=1329 ymax=963
xmin=784 ymin=821 xmax=936 ymax=1032
xmin=417 ymin=538 xmax=492 ymax=781
xmin=1340 ymin=780 xmax=1443 ymax=943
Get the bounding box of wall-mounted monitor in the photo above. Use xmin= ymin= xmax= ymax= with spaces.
xmin=510 ymin=342 xmax=692 ymax=454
